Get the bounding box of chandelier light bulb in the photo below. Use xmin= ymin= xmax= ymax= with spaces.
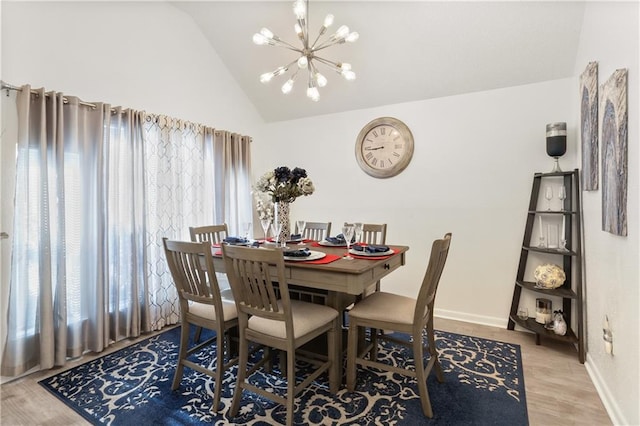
xmin=294 ymin=23 xmax=303 ymax=38
xmin=297 ymin=56 xmax=309 ymax=69
xmin=342 ymin=70 xmax=356 ymax=81
xmin=346 ymin=32 xmax=359 ymax=43
xmin=339 ymin=63 xmax=351 ymax=71
xmin=335 ymin=25 xmax=349 ymax=40
xmin=260 ymin=28 xmax=274 ymax=40
xmin=260 ymin=72 xmax=274 ymax=83
xmin=315 ymin=72 xmax=327 ymax=87
xmin=282 ymin=79 xmax=295 ymax=94
xmin=323 ymin=14 xmax=334 ymax=28
xmin=292 ymin=0 xmax=306 ymax=19
xmin=307 ymin=86 xmax=320 ymax=102
xmin=253 ymin=33 xmax=268 ymax=45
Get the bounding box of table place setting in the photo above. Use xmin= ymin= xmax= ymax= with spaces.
xmin=349 ymin=243 xmax=395 ymax=259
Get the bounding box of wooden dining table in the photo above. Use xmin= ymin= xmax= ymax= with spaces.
xmin=211 ymin=241 xmax=410 ymax=382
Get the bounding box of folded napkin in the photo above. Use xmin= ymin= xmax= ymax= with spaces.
xmin=326 ymin=233 xmax=356 ymax=245
xmin=325 ymin=235 xmax=345 ymax=245
xmin=283 ymin=248 xmax=311 ymax=258
xmin=352 ymin=244 xmax=390 ymax=253
xmin=223 ymin=236 xmax=249 ymax=244
xmin=289 ymin=233 xmax=302 ymax=240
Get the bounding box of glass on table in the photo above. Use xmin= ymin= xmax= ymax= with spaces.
xmin=296 ymin=220 xmax=306 ymax=241
xmin=271 ymin=222 xmax=285 ymax=248
xmin=353 ymin=222 xmax=363 ymax=244
xmin=243 ymin=222 xmax=252 ymax=240
xmin=260 ymin=218 xmax=271 ymax=242
xmin=342 ymin=224 xmax=355 ymax=259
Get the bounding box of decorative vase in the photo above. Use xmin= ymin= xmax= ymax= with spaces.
xmin=553 ymin=311 xmax=567 ymax=336
xmin=274 ymin=201 xmax=291 ymax=245
xmin=546 ymin=122 xmax=567 ymax=173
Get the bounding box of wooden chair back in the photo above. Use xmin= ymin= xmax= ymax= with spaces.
xmin=297 ymin=221 xmax=332 ymax=241
xmin=345 ymin=222 xmax=387 ymax=244
xmin=414 ymin=233 xmax=452 ymax=326
xmin=221 ymin=245 xmax=292 ymax=327
xmin=189 ymin=224 xmax=229 ymax=245
xmin=162 ymin=238 xmax=225 ymax=317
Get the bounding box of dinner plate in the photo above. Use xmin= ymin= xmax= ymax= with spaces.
xmin=223 ymin=241 xmax=252 ymax=246
xmin=317 ymin=239 xmax=346 ymax=247
xmin=283 ymin=250 xmax=327 ymax=261
xmin=349 ymin=248 xmax=394 ymax=257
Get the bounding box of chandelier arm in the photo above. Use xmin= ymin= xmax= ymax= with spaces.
xmin=270 ymin=39 xmax=304 ymax=52
xmin=313 ymin=38 xmax=345 ymax=51
xmin=310 ymin=31 xmax=327 ymax=50
xmin=312 ymin=55 xmax=342 ymax=71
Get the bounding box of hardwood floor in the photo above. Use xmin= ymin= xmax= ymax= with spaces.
xmin=0 ymin=318 xmax=611 ymax=425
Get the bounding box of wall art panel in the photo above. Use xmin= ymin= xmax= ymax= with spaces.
xmin=580 ymin=61 xmax=599 ymax=190
xmin=600 ymin=68 xmax=628 ymax=236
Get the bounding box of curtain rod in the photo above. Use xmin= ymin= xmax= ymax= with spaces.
xmin=1 ymin=80 xmax=250 ymax=140
xmin=2 ymin=80 xmax=105 ymax=110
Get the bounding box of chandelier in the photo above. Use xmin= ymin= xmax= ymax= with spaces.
xmin=252 ymin=0 xmax=358 ymax=102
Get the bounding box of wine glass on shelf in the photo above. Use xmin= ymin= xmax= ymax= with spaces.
xmin=558 ymin=185 xmax=567 ymax=211
xmin=296 ymin=220 xmax=306 ymax=243
xmin=354 ymin=222 xmax=363 ymax=244
xmin=342 ymin=224 xmax=355 ymax=260
xmin=260 ymin=218 xmax=271 ymax=243
xmin=544 ymin=186 xmax=553 ymax=211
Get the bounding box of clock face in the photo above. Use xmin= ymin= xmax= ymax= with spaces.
xmin=355 ymin=117 xmax=414 ymax=178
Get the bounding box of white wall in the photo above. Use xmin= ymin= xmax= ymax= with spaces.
xmin=253 ymin=78 xmax=576 ymax=326
xmin=1 ymin=1 xmax=263 ymax=135
xmin=572 ymin=2 xmax=639 ymax=425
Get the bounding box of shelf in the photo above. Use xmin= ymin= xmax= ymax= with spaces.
xmin=509 ymin=315 xmax=578 ymax=343
xmin=516 ymin=280 xmax=578 ymax=299
xmin=528 ymin=210 xmax=576 ymax=215
xmin=535 ymin=171 xmax=575 ymax=177
xmin=523 ymin=246 xmax=577 ymax=256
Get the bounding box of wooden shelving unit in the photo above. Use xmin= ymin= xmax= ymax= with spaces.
xmin=507 ymin=169 xmax=584 ymax=363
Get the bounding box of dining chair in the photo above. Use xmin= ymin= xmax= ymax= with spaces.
xmin=345 ymin=222 xmax=387 ymax=293
xmin=189 ymin=223 xmax=234 ymax=342
xmin=221 ymin=244 xmax=340 ymax=426
xmin=346 ymin=233 xmax=452 ymax=418
xmin=296 ymin=221 xmax=332 ymax=241
xmin=189 ymin=223 xmax=229 ymax=245
xmin=342 ymin=222 xmax=388 ymax=327
xmin=162 ymin=238 xmax=239 ymax=413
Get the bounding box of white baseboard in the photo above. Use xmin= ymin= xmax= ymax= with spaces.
xmin=585 ymin=354 xmax=624 ymax=425
xmin=434 ymin=308 xmax=507 ymax=329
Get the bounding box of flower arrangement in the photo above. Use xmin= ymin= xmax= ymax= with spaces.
xmin=254 ymin=166 xmax=315 ymax=204
xmin=254 ymin=191 xmax=274 ymax=221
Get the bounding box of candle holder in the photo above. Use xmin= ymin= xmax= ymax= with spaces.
xmin=535 ymin=298 xmax=552 ymax=325
xmin=537 ymin=216 xmax=546 ymax=247
xmin=546 ymin=122 xmax=567 ymax=173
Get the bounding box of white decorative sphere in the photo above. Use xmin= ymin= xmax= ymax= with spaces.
xmin=533 ymin=264 xmax=566 ymax=289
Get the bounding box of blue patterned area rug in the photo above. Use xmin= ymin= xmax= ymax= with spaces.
xmin=39 ymin=326 xmax=528 ymax=425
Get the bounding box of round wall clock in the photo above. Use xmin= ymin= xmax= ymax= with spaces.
xmin=355 ymin=117 xmax=414 ymax=178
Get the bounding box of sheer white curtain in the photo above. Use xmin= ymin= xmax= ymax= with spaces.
xmin=1 ymin=85 xmax=252 ymax=376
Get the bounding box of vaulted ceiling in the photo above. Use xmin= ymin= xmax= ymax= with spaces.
xmin=172 ymin=1 xmax=585 ymax=122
